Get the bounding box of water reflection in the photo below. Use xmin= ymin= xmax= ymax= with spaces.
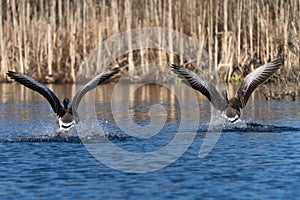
xmin=1 ymin=84 xmax=299 ymax=199
xmin=1 ymin=83 xmax=299 ymax=126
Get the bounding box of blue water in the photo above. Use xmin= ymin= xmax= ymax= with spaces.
xmin=1 ymin=83 xmax=300 ymax=199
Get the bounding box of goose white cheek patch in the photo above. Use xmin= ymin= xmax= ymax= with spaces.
xmin=58 ymin=117 xmax=75 ymax=131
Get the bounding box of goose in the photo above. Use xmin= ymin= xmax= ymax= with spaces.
xmin=170 ymin=59 xmax=283 ymax=123
xmin=7 ymin=68 xmax=120 ymax=132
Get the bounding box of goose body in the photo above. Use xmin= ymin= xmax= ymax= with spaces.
xmin=7 ymin=68 xmax=119 ymax=132
xmin=171 ymin=59 xmax=283 ymax=123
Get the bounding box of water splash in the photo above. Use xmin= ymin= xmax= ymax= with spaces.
xmin=2 ymin=119 xmax=126 ymax=143
xmin=2 ymin=118 xmax=299 ymax=143
xmin=197 ymin=119 xmax=300 ymax=133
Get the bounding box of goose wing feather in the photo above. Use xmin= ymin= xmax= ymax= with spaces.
xmin=7 ymin=71 xmax=62 ymax=114
xmin=171 ymin=64 xmax=227 ymax=111
xmin=234 ymin=58 xmax=283 ymax=108
xmin=71 ymin=67 xmax=120 ymax=111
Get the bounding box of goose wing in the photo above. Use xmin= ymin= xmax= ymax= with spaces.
xmin=170 ymin=64 xmax=227 ymax=111
xmin=234 ymin=58 xmax=283 ymax=108
xmin=7 ymin=71 xmax=62 ymax=114
xmin=71 ymin=67 xmax=120 ymax=111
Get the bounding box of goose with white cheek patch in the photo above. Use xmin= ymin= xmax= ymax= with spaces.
xmin=7 ymin=68 xmax=120 ymax=133
xmin=170 ymin=59 xmax=283 ymax=123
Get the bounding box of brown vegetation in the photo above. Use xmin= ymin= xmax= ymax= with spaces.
xmin=0 ymin=0 xmax=299 ymax=88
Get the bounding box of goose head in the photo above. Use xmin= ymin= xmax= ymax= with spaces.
xmin=63 ymin=98 xmax=70 ymax=109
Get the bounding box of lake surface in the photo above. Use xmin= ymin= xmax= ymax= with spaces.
xmin=0 ymin=83 xmax=300 ymax=199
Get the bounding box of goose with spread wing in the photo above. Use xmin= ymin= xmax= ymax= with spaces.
xmin=171 ymin=59 xmax=283 ymax=123
xmin=7 ymin=68 xmax=119 ymax=132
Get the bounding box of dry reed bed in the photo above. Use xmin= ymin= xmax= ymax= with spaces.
xmin=0 ymin=0 xmax=299 ymax=84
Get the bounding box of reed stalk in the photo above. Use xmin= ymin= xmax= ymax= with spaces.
xmin=0 ymin=0 xmax=298 ymax=85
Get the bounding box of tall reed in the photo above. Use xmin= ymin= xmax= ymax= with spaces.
xmin=1 ymin=0 xmax=299 ymax=83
